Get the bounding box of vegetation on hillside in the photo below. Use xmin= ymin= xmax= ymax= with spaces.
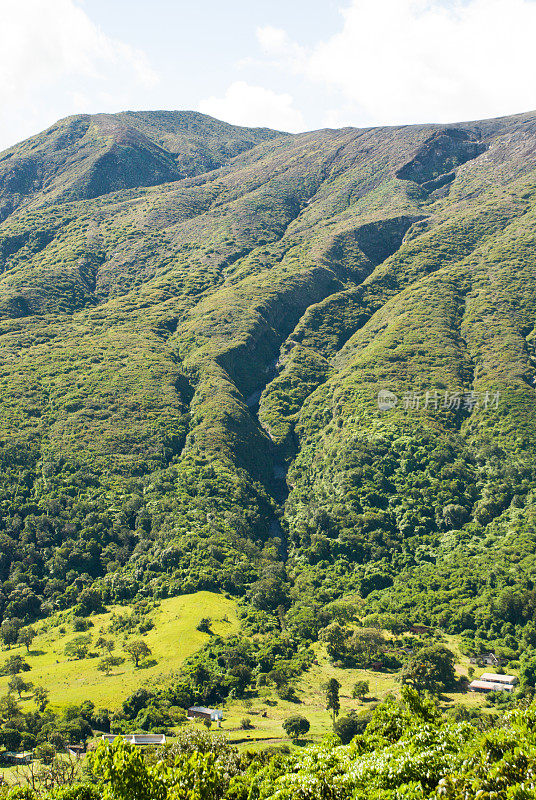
xmin=3 ymin=690 xmax=536 ymax=798
xmin=0 ymin=109 xmax=536 ymax=792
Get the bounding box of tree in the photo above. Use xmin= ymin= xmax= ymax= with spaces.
xmin=0 ymin=619 xmax=21 ymax=649
xmin=75 ymin=587 xmax=105 ymax=616
xmin=197 ymin=618 xmax=212 ymax=634
xmin=352 ymin=680 xmax=370 ymax=701
xmin=96 ymin=636 xmax=114 ymax=654
xmin=73 ymin=616 xmax=92 ymax=632
xmin=8 ymin=674 xmax=33 ymax=698
xmin=282 ymin=714 xmax=310 ymax=739
xmin=0 ymin=693 xmax=21 ymax=720
xmin=442 ymin=504 xmax=468 ymax=528
xmin=92 ymin=739 xmax=227 ymax=800
xmin=520 ymin=656 xmax=536 ymax=688
xmin=124 ymin=640 xmax=152 ymax=668
xmin=229 ymin=664 xmax=252 ymax=695
xmin=17 ymin=626 xmax=37 ymax=652
xmin=34 ymin=685 xmax=49 ymax=712
xmin=326 ymin=678 xmax=341 ymax=720
xmin=333 ymin=712 xmax=362 ymax=744
xmin=64 ymin=635 xmax=91 ymax=660
xmin=400 ymin=645 xmax=456 ymax=693
xmin=0 ymin=727 xmax=21 ymax=750
xmin=320 ymin=622 xmax=349 ymax=663
xmin=2 ymin=654 xmax=30 ymax=675
xmin=98 ymin=655 xmax=125 ymax=675
xmin=34 ymin=742 xmax=56 ymax=764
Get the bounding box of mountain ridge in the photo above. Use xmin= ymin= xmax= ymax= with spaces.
xmin=0 ymin=107 xmax=534 ymax=669
xmin=0 ymin=109 xmax=288 ymax=223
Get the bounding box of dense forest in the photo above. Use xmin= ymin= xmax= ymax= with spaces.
xmin=0 ymin=111 xmax=535 ymax=647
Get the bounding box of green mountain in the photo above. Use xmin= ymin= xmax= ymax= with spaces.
xmin=0 ymin=110 xmax=283 ymax=221
xmin=0 ymin=108 xmax=535 ymax=655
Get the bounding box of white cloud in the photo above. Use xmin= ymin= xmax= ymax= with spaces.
xmin=0 ymin=0 xmax=158 ymax=150
xmin=257 ymin=0 xmax=536 ymax=126
xmin=198 ymin=81 xmax=305 ymax=132
xmin=256 ymin=25 xmax=306 ymax=65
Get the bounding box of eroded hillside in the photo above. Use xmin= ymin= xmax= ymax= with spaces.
xmin=0 ymin=109 xmax=535 ymax=642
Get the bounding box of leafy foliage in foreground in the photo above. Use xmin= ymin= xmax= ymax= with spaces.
xmin=8 ymin=691 xmax=536 ymax=800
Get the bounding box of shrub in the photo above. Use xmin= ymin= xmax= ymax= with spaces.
xmin=282 ymin=714 xmax=310 ymax=739
xmin=73 ymin=617 xmax=92 ymax=632
xmin=196 ymin=618 xmax=212 ymax=634
xmin=333 ymin=711 xmax=364 ymax=744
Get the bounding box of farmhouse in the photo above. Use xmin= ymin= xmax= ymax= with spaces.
xmin=101 ymin=733 xmax=166 ymax=746
xmin=469 ymin=673 xmax=518 ymax=693
xmin=0 ymin=751 xmax=32 ymax=765
xmin=469 ymin=652 xmax=502 ymax=667
xmin=187 ymin=706 xmax=223 ymax=722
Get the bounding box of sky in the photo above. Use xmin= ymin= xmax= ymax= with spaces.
xmin=2 ymin=0 xmax=536 ymax=150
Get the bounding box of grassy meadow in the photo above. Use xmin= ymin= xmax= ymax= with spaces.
xmin=0 ymin=597 xmax=494 ymax=745
xmin=211 ymin=637 xmax=490 ymax=750
xmin=0 ymin=592 xmax=239 ymax=710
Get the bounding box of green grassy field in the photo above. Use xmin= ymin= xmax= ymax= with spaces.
xmin=0 ymin=591 xmax=239 ymax=710
xmin=222 ymin=644 xmax=396 ymax=747
xmin=0 ymin=602 xmax=495 ymax=753
xmin=216 ymin=637 xmax=492 ymax=750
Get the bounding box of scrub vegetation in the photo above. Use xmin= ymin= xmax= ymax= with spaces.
xmin=0 ymin=108 xmax=535 ymax=794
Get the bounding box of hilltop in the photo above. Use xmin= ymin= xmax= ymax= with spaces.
xmin=0 ymin=110 xmax=284 ymax=221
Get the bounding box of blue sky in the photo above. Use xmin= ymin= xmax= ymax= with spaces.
xmin=2 ymin=0 xmax=536 ymax=150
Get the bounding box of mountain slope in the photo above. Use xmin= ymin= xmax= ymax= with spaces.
xmin=0 ymin=110 xmax=285 ymax=222
xmin=0 ymin=110 xmax=534 ymax=658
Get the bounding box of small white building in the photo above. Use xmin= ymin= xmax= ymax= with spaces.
xmin=187 ymin=706 xmax=223 ymax=722
xmin=101 ymin=733 xmax=166 ymax=746
xmin=480 ymin=673 xmax=517 ymax=686
xmin=469 ymin=673 xmax=518 ymax=693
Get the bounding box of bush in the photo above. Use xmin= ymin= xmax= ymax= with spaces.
xmin=7 ymin=789 xmax=36 ymax=800
xmin=73 ymin=617 xmax=92 ymax=632
xmin=240 ymin=717 xmax=253 ymax=730
xmin=277 ymin=684 xmax=299 ymax=702
xmin=52 ymin=787 xmax=101 ymax=800
xmin=196 ymin=618 xmax=212 ymax=634
xmin=353 ymin=680 xmax=370 ymax=700
xmin=334 ymin=712 xmax=362 ymax=744
xmin=34 ymin=742 xmax=56 ymax=764
xmin=64 ymin=636 xmax=91 ymax=660
xmin=1 ymin=655 xmax=31 ymax=675
xmin=74 ymin=588 xmax=105 ymax=617
xmin=282 ymin=714 xmax=310 ymax=739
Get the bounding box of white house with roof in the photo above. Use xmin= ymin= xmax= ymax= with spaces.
xmin=469 ymin=673 xmax=518 ymax=693
xmin=101 ymin=733 xmax=166 ymax=746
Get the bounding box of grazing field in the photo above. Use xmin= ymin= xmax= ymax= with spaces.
xmin=221 ymin=643 xmax=396 ymax=747
xmin=0 ymin=592 xmax=239 ymax=709
xmin=216 ymin=639 xmax=489 ymax=750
